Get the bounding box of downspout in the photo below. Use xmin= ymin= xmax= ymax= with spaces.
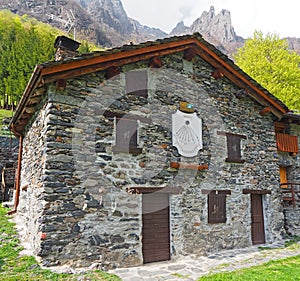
xmin=7 ymin=125 xmax=23 ymax=215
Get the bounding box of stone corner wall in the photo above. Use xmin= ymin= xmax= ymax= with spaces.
xmin=284 ymin=207 xmax=300 ymax=236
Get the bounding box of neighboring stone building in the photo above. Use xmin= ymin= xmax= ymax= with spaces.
xmin=9 ymin=33 xmax=299 ymax=269
xmin=0 ymin=136 xmax=18 ymax=202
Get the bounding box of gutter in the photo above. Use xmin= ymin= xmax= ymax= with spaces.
xmin=7 ymin=125 xmax=23 ymax=215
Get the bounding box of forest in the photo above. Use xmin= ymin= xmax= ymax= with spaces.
xmin=0 ymin=10 xmax=96 ymax=109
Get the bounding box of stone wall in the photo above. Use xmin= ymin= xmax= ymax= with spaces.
xmin=0 ymin=136 xmax=18 ymax=202
xmin=17 ymin=51 xmax=287 ymax=269
xmin=284 ymin=207 xmax=300 ymax=236
xmin=18 ymin=102 xmax=48 ymax=255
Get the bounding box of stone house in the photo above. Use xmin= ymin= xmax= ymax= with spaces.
xmin=9 ymin=33 xmax=299 ymax=269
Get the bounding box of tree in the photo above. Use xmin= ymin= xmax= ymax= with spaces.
xmin=234 ymin=31 xmax=300 ymax=113
xmin=0 ymin=10 xmax=102 ymax=108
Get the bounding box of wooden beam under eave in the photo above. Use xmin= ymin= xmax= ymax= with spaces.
xmin=24 ymin=105 xmax=38 ymax=114
xmin=183 ymin=47 xmax=198 ymax=61
xmin=31 ymin=87 xmax=46 ymax=97
xmin=211 ymin=69 xmax=224 ymax=79
xmin=41 ymin=44 xmax=193 ymax=84
xmin=28 ymin=96 xmax=42 ymax=105
xmin=259 ymin=107 xmax=271 ymax=116
xmin=106 ymin=66 xmax=120 ymax=79
xmin=149 ymin=56 xmax=162 ymax=68
xmin=16 ymin=118 xmax=30 ymax=125
xmin=41 ymin=39 xmax=198 ymax=76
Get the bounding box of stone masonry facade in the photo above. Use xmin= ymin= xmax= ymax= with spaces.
xmin=16 ymin=50 xmax=290 ymax=269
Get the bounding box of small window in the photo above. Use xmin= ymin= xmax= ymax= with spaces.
xmin=125 ymin=71 xmax=148 ymax=97
xmin=208 ymin=192 xmax=227 ymax=224
xmin=112 ymin=117 xmax=142 ymax=155
xmin=218 ymin=132 xmax=246 ymax=163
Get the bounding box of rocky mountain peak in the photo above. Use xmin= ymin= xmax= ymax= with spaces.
xmin=189 ymin=6 xmax=238 ymax=44
xmin=170 ymin=6 xmax=244 ymax=57
xmin=170 ymin=21 xmax=189 ymax=35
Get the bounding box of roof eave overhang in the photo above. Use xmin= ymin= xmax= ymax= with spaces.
xmin=10 ymin=35 xmax=289 ymax=134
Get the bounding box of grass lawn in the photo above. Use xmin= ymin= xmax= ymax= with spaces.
xmin=0 ymin=206 xmax=121 ymax=281
xmin=198 ymin=254 xmax=300 ymax=281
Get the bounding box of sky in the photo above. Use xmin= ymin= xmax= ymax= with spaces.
xmin=121 ymin=0 xmax=299 ymax=38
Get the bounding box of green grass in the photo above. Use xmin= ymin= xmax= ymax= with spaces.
xmin=198 ymin=255 xmax=300 ymax=281
xmin=0 ymin=206 xmax=121 ymax=281
xmin=0 ymin=109 xmax=13 ymax=136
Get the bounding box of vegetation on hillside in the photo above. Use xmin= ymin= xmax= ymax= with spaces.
xmin=0 ymin=205 xmax=121 ymax=281
xmin=0 ymin=10 xmax=100 ymax=109
xmin=234 ymin=31 xmax=300 ymax=113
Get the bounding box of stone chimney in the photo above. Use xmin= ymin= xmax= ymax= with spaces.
xmin=54 ymin=36 xmax=81 ymax=61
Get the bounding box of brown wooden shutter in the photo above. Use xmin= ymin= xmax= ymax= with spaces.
xmin=276 ymin=133 xmax=299 ymax=154
xmin=126 ymin=71 xmax=148 ymax=97
xmin=208 ymin=192 xmax=226 ymax=223
xmin=115 ymin=118 xmax=138 ymax=147
xmin=227 ymin=134 xmax=241 ymax=162
xmin=113 ymin=118 xmax=142 ymax=154
xmin=217 ymin=132 xmax=246 ymax=163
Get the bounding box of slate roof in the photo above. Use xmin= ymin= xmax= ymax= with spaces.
xmin=10 ymin=33 xmax=293 ymax=135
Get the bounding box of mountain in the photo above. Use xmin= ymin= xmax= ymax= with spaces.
xmin=0 ymin=1 xmax=298 ymax=57
xmin=74 ymin=0 xmax=167 ymax=45
xmin=170 ymin=6 xmax=244 ymax=57
xmin=286 ymin=37 xmax=300 ymax=54
xmin=169 ymin=6 xmax=299 ymax=57
xmin=0 ymin=0 xmax=167 ymax=47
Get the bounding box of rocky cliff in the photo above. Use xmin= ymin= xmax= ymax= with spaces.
xmin=0 ymin=0 xmax=110 ymax=45
xmin=0 ymin=0 xmax=167 ymax=47
xmin=170 ymin=6 xmax=245 ymax=56
xmin=75 ymin=0 xmax=166 ymax=45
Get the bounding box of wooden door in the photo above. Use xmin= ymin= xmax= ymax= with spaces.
xmin=142 ymin=193 xmax=170 ymax=264
xmin=279 ymin=167 xmax=288 ymax=188
xmin=250 ymin=194 xmax=265 ymax=245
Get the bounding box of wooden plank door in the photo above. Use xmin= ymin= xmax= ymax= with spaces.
xmin=142 ymin=193 xmax=170 ymax=264
xmin=250 ymin=194 xmax=265 ymax=245
xmin=279 ymin=167 xmax=288 ymax=188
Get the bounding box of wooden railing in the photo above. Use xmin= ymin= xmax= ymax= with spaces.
xmin=281 ymin=181 xmax=300 ymax=208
